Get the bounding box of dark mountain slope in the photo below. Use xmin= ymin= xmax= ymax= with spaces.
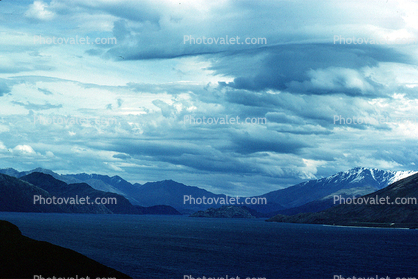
xmin=63 ymin=173 xmax=140 ymax=201
xmin=275 ymin=186 xmax=378 ymax=216
xmin=0 ymin=220 xmax=131 ymax=279
xmin=259 ymin=167 xmax=415 ymax=209
xmin=20 ymin=172 xmax=138 ymax=214
xmin=134 ymin=179 xmax=228 ymax=212
xmin=268 ymin=172 xmax=418 ymax=228
xmin=0 ymin=174 xmax=64 ymax=213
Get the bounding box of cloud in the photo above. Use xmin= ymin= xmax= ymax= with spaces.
xmin=38 ymin=88 xmax=53 ymax=95
xmin=76 ymin=1 xmax=161 ymax=24
xmin=113 ymin=153 xmax=131 ymax=160
xmin=229 ymin=130 xmax=311 ymax=155
xmin=117 ymin=99 xmax=123 ymax=108
xmin=11 ymin=101 xmax=62 ymax=111
xmin=1 ymin=0 xmax=418 ymax=196
xmin=287 ymin=67 xmax=376 ymax=96
xmin=152 ymin=99 xmax=176 ymax=118
xmin=0 ymin=142 xmax=7 ymax=150
xmin=216 ymin=44 xmax=409 ymax=96
xmin=13 ymin=145 xmax=36 ymax=155
xmin=25 ymin=1 xmax=55 ymax=21
xmin=0 ymin=80 xmax=11 ymax=96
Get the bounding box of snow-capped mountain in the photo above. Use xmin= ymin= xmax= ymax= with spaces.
xmin=1 ymin=166 xmax=415 ymax=214
xmin=259 ymin=167 xmax=417 ymax=209
xmin=323 ymin=167 xmax=416 ymax=189
xmin=268 ymin=171 xmax=418 ymax=227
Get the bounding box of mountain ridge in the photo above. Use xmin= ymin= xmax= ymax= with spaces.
xmin=0 ymin=172 xmax=181 ymax=215
xmin=1 ymin=166 xmax=416 ymax=214
xmin=267 ymin=172 xmax=418 ymax=228
xmin=258 ymin=166 xmax=417 ymax=209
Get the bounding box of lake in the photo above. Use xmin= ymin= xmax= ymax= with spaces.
xmin=0 ymin=212 xmax=417 ymax=279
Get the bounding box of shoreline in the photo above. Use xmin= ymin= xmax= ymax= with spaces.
xmin=322 ymin=223 xmax=416 ymax=230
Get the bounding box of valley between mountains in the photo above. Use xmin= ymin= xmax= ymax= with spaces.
xmin=0 ymin=166 xmax=417 ymax=227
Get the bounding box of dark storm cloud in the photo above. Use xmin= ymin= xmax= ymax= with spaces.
xmin=224 ymin=90 xmax=282 ymax=107
xmin=113 ymin=153 xmax=131 ymax=160
xmin=229 ymin=130 xmax=311 ymax=155
xmin=215 ymin=44 xmax=410 ymax=96
xmin=2 ymin=0 xmax=418 ymax=195
xmin=93 ymin=140 xmax=204 ymax=158
xmin=11 ymin=101 xmax=62 ymax=111
xmin=89 ymin=138 xmax=260 ymax=175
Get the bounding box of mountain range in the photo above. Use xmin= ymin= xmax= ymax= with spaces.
xmin=267 ymin=172 xmax=418 ymax=228
xmin=0 ymin=172 xmax=180 ymax=215
xmin=0 ymin=166 xmax=415 ymax=215
xmin=258 ymin=167 xmax=416 ymax=215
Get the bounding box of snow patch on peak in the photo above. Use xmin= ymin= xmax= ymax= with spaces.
xmin=370 ymin=168 xmax=376 ymax=181
xmin=349 ymin=175 xmax=364 ymax=184
xmin=324 ymin=167 xmax=416 ymax=189
xmin=388 ymin=171 xmax=417 ymax=185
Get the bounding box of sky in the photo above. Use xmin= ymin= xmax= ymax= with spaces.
xmin=1 ymin=0 xmax=418 ymax=196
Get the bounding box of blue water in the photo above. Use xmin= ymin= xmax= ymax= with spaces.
xmin=0 ymin=213 xmax=417 ymax=279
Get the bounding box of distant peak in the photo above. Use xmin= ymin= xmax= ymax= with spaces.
xmin=349 ymin=166 xmax=367 ymax=172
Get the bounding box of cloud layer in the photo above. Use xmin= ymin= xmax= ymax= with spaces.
xmin=1 ymin=0 xmax=418 ymax=195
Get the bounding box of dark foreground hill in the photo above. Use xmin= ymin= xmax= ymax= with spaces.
xmin=267 ymin=173 xmax=418 ymax=228
xmin=0 ymin=220 xmax=131 ymax=279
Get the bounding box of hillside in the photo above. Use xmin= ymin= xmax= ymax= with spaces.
xmin=267 ymin=172 xmax=418 ymax=228
xmin=0 ymin=174 xmax=65 ymax=213
xmin=258 ymin=167 xmax=416 ymax=209
xmin=2 ymin=166 xmax=415 ymax=215
xmin=0 ymin=220 xmax=131 ymax=278
xmin=21 ymin=172 xmax=137 ymax=214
